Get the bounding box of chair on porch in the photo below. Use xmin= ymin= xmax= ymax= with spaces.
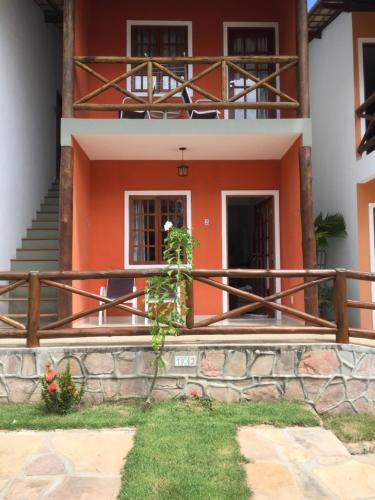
xmin=119 ymin=97 xmax=150 ymax=119
xmin=99 ymin=277 xmax=137 ymax=326
xmin=181 ymin=87 xmax=220 ymax=119
xmin=144 ymin=286 xmax=181 ymax=325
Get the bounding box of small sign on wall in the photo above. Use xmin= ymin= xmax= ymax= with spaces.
xmin=175 ymin=355 xmax=197 ymax=367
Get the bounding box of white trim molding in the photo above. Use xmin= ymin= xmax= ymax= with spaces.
xmin=222 ymin=22 xmax=280 ymax=119
xmin=358 ymin=38 xmax=375 ymax=140
xmin=221 ymin=190 xmax=281 ymax=314
xmin=126 ymin=20 xmax=193 ymax=96
xmin=368 ymin=203 xmax=375 ymax=328
xmin=124 ymin=190 xmax=192 ymax=269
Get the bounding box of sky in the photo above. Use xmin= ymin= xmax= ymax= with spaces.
xmin=308 ymin=0 xmax=318 ymax=9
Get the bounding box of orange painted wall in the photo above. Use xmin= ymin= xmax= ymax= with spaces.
xmin=357 ymin=178 xmax=375 ymax=329
xmin=72 ymin=140 xmax=91 ymax=312
xmin=352 ymin=12 xmax=375 ymax=150
xmin=71 ymin=149 xmax=304 ymax=315
xmin=280 ymin=137 xmax=304 ymax=311
xmin=73 ymin=0 xmax=297 ymax=119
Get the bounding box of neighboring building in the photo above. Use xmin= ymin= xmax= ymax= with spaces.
xmin=0 ymin=0 xmax=62 ymax=319
xmin=54 ymin=0 xmax=316 ymax=319
xmin=309 ymin=0 xmax=375 ymax=328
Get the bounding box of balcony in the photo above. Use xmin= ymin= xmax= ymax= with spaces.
xmin=73 ymin=55 xmax=300 ymax=119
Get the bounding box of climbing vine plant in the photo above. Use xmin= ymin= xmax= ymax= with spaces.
xmin=144 ymin=222 xmax=197 ymax=403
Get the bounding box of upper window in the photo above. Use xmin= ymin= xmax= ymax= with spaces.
xmin=130 ymin=25 xmax=189 ymax=93
xmin=129 ymin=195 xmax=187 ymax=265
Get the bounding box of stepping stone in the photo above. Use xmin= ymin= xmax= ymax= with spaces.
xmin=3 ymin=479 xmax=54 ymax=499
xmin=23 ymin=453 xmax=66 ymax=476
xmin=48 ymin=477 xmax=121 ymax=500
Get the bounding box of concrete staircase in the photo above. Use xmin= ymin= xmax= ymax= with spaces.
xmin=6 ymin=181 xmax=60 ymax=325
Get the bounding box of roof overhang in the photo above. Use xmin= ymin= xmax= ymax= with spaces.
xmin=309 ymin=0 xmax=375 ymax=40
xmin=34 ymin=0 xmax=63 ymax=26
xmin=62 ymin=118 xmax=312 ymax=161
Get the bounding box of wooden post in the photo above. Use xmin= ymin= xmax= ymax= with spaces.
xmin=296 ymin=0 xmax=309 ymax=118
xmin=186 ymin=279 xmax=194 ymax=329
xmin=59 ymin=0 xmax=75 ymax=318
xmin=27 ymin=272 xmax=41 ymax=348
xmin=296 ymin=1 xmax=317 ymax=315
xmin=334 ymin=269 xmax=349 ymax=344
xmin=299 ymin=146 xmax=318 ymax=316
xmin=62 ymin=0 xmax=75 ymax=118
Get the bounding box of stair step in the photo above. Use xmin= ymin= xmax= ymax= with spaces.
xmin=47 ymin=190 xmax=59 ymax=197
xmin=27 ymin=229 xmax=59 ymax=238
xmin=22 ymin=238 xmax=59 ymax=250
xmin=9 ymin=299 xmax=58 ymax=314
xmin=16 ymin=249 xmax=59 ymax=260
xmin=11 ymin=259 xmax=59 ymax=272
xmin=36 ymin=212 xmax=59 ymax=221
xmin=31 ymin=220 xmax=59 ymax=230
xmin=42 ymin=198 xmax=59 ymax=207
xmin=10 ymin=285 xmax=58 ymax=299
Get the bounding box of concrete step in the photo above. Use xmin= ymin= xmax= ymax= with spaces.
xmin=1 ymin=313 xmax=59 ymax=327
xmin=22 ymin=238 xmax=59 ymax=250
xmin=42 ymin=197 xmax=59 ymax=207
xmin=10 ymin=285 xmax=58 ymax=299
xmin=36 ymin=212 xmax=59 ymax=221
xmin=31 ymin=220 xmax=59 ymax=230
xmin=47 ymin=190 xmax=59 ymax=197
xmin=27 ymin=229 xmax=59 ymax=238
xmin=8 ymin=298 xmax=58 ymax=315
xmin=16 ymin=249 xmax=59 ymax=260
xmin=11 ymin=259 xmax=59 ymax=272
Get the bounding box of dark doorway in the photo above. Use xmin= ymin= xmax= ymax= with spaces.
xmin=56 ymin=91 xmax=62 ymax=179
xmin=227 ymin=27 xmax=276 ymax=119
xmin=363 ymin=43 xmax=375 ymax=154
xmin=227 ymin=195 xmax=276 ymax=317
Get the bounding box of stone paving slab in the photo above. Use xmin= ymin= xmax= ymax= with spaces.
xmin=0 ymin=429 xmax=135 ymax=499
xmin=238 ymin=426 xmax=375 ymax=499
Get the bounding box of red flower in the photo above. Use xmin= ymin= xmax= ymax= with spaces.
xmin=48 ymin=382 xmax=59 ymax=393
xmin=190 ymin=388 xmax=198 ymax=398
xmin=45 ymin=366 xmax=58 ymax=383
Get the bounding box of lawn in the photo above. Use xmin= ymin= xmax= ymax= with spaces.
xmin=0 ymin=399 xmax=319 ymax=500
xmin=323 ymin=413 xmax=375 ymax=442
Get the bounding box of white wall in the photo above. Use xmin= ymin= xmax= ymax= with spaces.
xmin=310 ymin=13 xmax=359 ymax=272
xmin=0 ymin=0 xmax=61 ymax=270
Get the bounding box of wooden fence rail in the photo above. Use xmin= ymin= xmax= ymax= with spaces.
xmin=73 ymin=55 xmax=299 ymax=114
xmin=1 ymin=268 xmax=375 ymax=346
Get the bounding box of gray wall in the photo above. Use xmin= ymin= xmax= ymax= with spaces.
xmin=0 ymin=0 xmax=62 ymax=271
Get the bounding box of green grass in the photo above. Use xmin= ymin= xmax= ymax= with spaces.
xmin=0 ymin=400 xmax=319 ymax=500
xmin=324 ymin=414 xmax=375 ymax=442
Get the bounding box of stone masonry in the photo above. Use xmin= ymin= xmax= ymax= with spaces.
xmin=1 ymin=343 xmax=375 ymax=414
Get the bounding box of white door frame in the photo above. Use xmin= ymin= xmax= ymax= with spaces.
xmin=221 ymin=190 xmax=281 ymax=314
xmin=368 ymin=203 xmax=375 ymax=327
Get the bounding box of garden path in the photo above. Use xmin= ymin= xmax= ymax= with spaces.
xmin=239 ymin=425 xmax=375 ymax=499
xmin=0 ymin=428 xmax=134 ymax=499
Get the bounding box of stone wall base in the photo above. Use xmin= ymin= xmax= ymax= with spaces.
xmin=1 ymin=344 xmax=375 ymax=415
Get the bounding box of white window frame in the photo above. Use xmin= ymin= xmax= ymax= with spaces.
xmin=126 ymin=20 xmax=193 ymax=97
xmin=368 ymin=203 xmax=375 ymax=327
xmin=223 ymin=22 xmax=280 ymax=120
xmin=124 ymin=190 xmax=192 ymax=269
xmin=358 ymin=38 xmax=375 ymax=140
xmin=221 ymin=190 xmax=281 ymax=316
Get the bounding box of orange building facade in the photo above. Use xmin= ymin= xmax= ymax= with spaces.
xmin=60 ymin=0 xmax=312 ymax=317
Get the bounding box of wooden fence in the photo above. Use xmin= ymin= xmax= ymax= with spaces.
xmin=356 ymin=90 xmax=375 ymax=155
xmin=1 ymin=269 xmax=375 ymax=347
xmin=73 ymin=55 xmax=299 ymax=114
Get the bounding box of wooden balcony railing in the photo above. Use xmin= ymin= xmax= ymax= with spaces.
xmin=73 ymin=55 xmax=299 ymax=115
xmin=1 ymin=268 xmax=375 ymax=347
xmin=356 ymin=91 xmax=375 ymax=155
